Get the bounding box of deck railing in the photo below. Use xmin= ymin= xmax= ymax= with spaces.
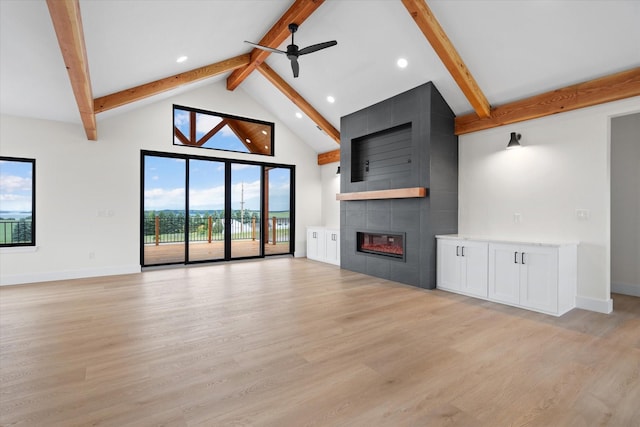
xmin=143 ymin=215 xmax=289 ymax=245
xmin=0 ymin=219 xmax=32 ymax=245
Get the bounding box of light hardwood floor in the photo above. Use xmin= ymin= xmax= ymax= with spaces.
xmin=1 ymin=258 xmax=638 ymax=426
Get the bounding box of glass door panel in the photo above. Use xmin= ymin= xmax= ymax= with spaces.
xmin=188 ymin=159 xmax=225 ymax=262
xmin=230 ymin=163 xmax=261 ymax=258
xmin=265 ymin=167 xmax=292 ymax=255
xmin=143 ymin=155 xmax=186 ymax=265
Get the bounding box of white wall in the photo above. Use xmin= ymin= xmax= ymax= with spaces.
xmin=320 ymin=163 xmax=341 ymax=228
xmin=0 ymin=81 xmax=322 ymax=285
xmin=611 ymin=112 xmax=640 ymax=297
xmin=458 ymin=96 xmax=640 ymax=313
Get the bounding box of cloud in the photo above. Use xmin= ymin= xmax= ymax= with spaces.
xmin=144 ymin=187 xmax=186 ymax=210
xmin=0 ymin=174 xmax=32 ymax=192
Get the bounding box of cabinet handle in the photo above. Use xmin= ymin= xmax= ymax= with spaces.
xmin=313 ymin=232 xmax=317 ymax=238
xmin=461 ymin=246 xmax=465 ymax=257
xmin=521 ymin=252 xmax=526 ymax=265
xmin=514 ymin=251 xmax=519 ymax=264
xmin=456 ymin=246 xmax=460 ymax=256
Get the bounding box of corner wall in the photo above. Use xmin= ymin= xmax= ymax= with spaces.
xmin=458 ymin=96 xmax=640 ymax=313
xmin=0 ymin=81 xmax=322 ymax=285
xmin=611 ymin=112 xmax=640 ymax=297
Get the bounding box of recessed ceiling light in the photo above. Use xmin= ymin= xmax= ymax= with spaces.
xmin=261 ymin=130 xmax=268 ymax=135
xmin=327 ymin=95 xmax=335 ymax=103
xmin=176 ymin=55 xmax=188 ymax=63
xmin=295 ymin=112 xmax=303 ymax=119
xmin=397 ymin=58 xmax=408 ymax=68
xmin=264 ymin=145 xmax=268 ymax=149
xmin=245 ymin=138 xmax=251 ymax=143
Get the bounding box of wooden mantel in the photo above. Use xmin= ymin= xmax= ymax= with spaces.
xmin=336 ymin=187 xmax=427 ymax=201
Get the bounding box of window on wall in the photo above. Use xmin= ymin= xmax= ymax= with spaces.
xmin=0 ymin=157 xmax=35 ymax=247
xmin=173 ymin=105 xmax=274 ymax=156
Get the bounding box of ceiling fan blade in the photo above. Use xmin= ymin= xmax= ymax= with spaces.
xmin=291 ymin=58 xmax=300 ymax=78
xmin=298 ymin=40 xmax=337 ymax=56
xmin=244 ymin=41 xmax=286 ymax=55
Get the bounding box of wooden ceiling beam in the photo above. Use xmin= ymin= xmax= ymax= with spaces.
xmin=401 ymin=0 xmax=491 ymax=119
xmin=226 ymin=0 xmax=326 ymax=91
xmin=46 ymin=0 xmax=97 ymax=140
xmin=455 ymin=67 xmax=640 ymax=135
xmin=257 ymin=62 xmax=340 ymax=144
xmin=94 ymin=55 xmax=250 ymax=113
xmin=318 ymin=149 xmax=340 ymax=165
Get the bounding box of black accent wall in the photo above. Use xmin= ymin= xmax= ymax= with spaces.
xmin=339 ymin=82 xmax=458 ymax=289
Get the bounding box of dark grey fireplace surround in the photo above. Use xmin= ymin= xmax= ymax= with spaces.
xmin=340 ymin=82 xmax=458 ymax=289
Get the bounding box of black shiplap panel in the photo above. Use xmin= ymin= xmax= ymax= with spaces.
xmin=351 ymin=123 xmax=412 ymax=183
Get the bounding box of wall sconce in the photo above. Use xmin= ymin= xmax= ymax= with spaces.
xmin=506 ymin=132 xmax=522 ymax=149
xmin=336 ymin=166 xmax=341 ymax=174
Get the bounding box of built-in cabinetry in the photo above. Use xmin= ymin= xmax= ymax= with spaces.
xmin=307 ymin=227 xmax=340 ymax=266
xmin=437 ymin=238 xmax=488 ymax=298
xmin=437 ymin=235 xmax=577 ymax=316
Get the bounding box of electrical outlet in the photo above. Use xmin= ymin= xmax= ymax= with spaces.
xmin=513 ymin=213 xmax=522 ymax=223
xmin=88 ymin=251 xmax=95 ymax=259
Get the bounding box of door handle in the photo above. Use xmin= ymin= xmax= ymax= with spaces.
xmin=521 ymin=252 xmax=526 ymax=265
xmin=461 ymin=246 xmax=465 ymax=257
xmin=456 ymin=246 xmax=460 ymax=256
xmin=514 ymin=251 xmax=519 ymax=264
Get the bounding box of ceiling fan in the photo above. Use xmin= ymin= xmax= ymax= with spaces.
xmin=245 ymin=23 xmax=337 ymax=78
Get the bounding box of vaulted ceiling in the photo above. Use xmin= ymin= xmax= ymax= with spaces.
xmin=1 ymin=0 xmax=639 ymax=161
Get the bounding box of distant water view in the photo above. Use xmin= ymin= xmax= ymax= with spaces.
xmin=0 ymin=211 xmax=32 ymax=220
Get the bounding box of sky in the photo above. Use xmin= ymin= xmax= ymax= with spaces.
xmin=0 ymin=159 xmax=33 ymax=213
xmin=144 ymin=155 xmax=290 ymax=212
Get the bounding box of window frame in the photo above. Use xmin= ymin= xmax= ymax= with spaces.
xmin=0 ymin=156 xmax=36 ymax=247
xmin=172 ymin=104 xmax=275 ymax=157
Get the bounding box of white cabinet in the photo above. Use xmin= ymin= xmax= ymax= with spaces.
xmin=489 ymin=243 xmax=560 ymax=313
xmin=437 ymin=235 xmax=577 ymax=316
xmin=437 ymin=239 xmax=488 ymax=298
xmin=307 ymin=227 xmax=340 ymax=266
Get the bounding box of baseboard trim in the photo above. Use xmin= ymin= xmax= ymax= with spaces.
xmin=575 ymin=295 xmax=614 ymax=314
xmin=612 ymin=281 xmax=640 ymax=297
xmin=0 ymin=265 xmax=141 ymax=286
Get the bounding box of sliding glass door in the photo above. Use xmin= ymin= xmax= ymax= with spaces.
xmin=188 ymin=159 xmax=225 ymax=262
xmin=142 ymin=155 xmax=186 ymax=265
xmin=230 ymin=163 xmax=262 ymax=258
xmin=265 ymin=167 xmax=292 ymax=255
xmin=141 ymin=151 xmax=294 ymax=267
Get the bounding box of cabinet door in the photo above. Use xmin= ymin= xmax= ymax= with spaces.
xmin=437 ymin=239 xmax=461 ymax=291
xmin=519 ymin=246 xmax=558 ymax=313
xmin=324 ymin=230 xmax=340 ymax=265
xmin=460 ymin=241 xmax=488 ymax=298
xmin=306 ymin=228 xmax=321 ymax=260
xmin=488 ymin=243 xmax=520 ymax=304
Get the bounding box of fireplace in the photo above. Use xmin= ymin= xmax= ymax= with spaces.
xmin=357 ymin=231 xmax=405 ymax=261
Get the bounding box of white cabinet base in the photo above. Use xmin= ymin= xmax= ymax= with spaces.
xmin=307 ymin=227 xmax=340 ymax=266
xmin=437 ymin=235 xmax=577 ymax=317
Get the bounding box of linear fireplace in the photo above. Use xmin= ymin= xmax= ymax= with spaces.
xmin=357 ymin=231 xmax=405 ymax=261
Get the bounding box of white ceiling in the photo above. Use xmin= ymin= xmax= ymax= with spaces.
xmin=1 ymin=0 xmax=639 ymax=154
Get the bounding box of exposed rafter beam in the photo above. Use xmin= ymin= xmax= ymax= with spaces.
xmin=318 ymin=149 xmax=340 ymax=165
xmin=257 ymin=62 xmax=340 ymax=144
xmin=226 ymin=0 xmax=326 ymax=91
xmin=455 ymin=67 xmax=640 ymax=135
xmin=46 ymin=0 xmax=96 ymax=140
xmin=94 ymin=55 xmax=250 ymax=114
xmin=401 ymin=0 xmax=491 ymax=119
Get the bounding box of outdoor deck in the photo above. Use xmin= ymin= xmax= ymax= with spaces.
xmin=143 ymin=240 xmax=290 ymax=265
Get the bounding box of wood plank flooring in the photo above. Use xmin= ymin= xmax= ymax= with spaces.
xmin=1 ymin=258 xmax=638 ymax=426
